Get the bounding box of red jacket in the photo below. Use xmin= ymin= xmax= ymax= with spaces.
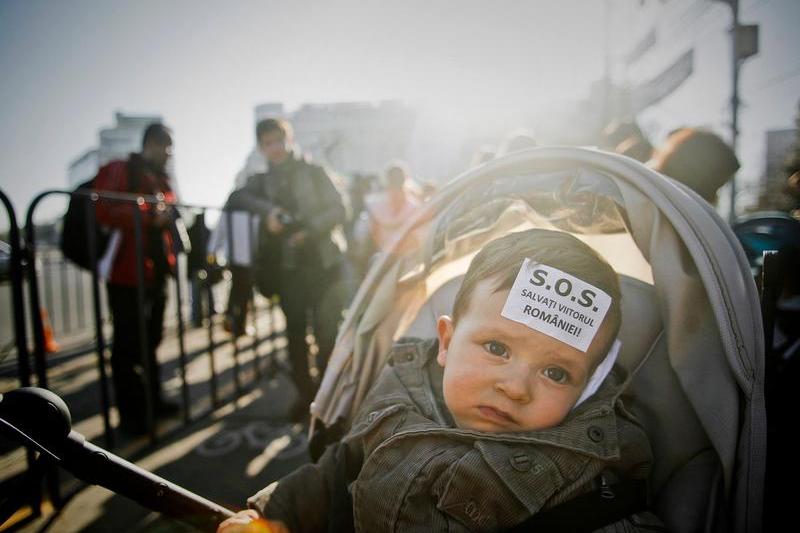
xmin=94 ymin=154 xmax=177 ymax=287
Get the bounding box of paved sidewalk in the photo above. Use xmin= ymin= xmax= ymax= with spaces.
xmin=32 ymin=372 xmax=311 ymax=532
xmin=3 ymin=305 xmax=319 ymax=532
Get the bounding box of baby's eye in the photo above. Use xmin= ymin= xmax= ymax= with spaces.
xmin=543 ymin=366 xmax=570 ymax=384
xmin=483 ymin=341 xmax=509 ymax=359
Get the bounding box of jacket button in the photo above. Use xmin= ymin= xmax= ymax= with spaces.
xmin=588 ymin=426 xmax=605 ymax=442
xmin=465 ymin=500 xmax=483 ymax=522
xmin=405 ymin=352 xmax=415 ymax=362
xmin=510 ymin=452 xmax=532 ymax=472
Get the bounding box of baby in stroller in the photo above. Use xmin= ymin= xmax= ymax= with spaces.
xmin=219 ymin=228 xmax=663 ymax=532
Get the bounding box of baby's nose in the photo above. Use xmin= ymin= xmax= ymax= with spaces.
xmin=496 ymin=372 xmax=532 ymax=403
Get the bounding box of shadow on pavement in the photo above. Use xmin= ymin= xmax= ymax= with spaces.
xmin=55 ymin=371 xmax=312 ymax=533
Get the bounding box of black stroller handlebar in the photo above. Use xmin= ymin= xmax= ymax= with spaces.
xmin=0 ymin=387 xmax=234 ymax=531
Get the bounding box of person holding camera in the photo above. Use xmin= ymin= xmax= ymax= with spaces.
xmin=228 ymin=118 xmax=347 ymax=423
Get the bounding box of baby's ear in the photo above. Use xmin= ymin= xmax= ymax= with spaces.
xmin=436 ymin=315 xmax=454 ymax=367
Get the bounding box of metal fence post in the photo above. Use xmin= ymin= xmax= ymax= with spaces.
xmin=75 ymin=266 xmax=86 ymax=330
xmin=23 ymin=191 xmax=61 ymax=508
xmin=59 ymin=256 xmax=71 ymax=333
xmin=170 ymin=206 xmax=191 ymax=425
xmin=225 ymin=208 xmax=242 ymax=397
xmin=202 ymin=209 xmax=219 ymax=408
xmin=248 ymin=212 xmax=261 ymax=380
xmin=85 ymin=191 xmax=113 ymax=449
xmin=41 ymin=254 xmax=54 ymax=339
xmin=132 ymin=200 xmax=156 ymax=443
xmin=0 ymin=188 xmax=41 ymax=517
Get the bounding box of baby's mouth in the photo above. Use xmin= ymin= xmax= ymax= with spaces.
xmin=477 ymin=406 xmax=516 ymax=426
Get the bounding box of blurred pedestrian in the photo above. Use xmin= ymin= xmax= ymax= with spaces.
xmin=496 ymin=128 xmax=537 ymax=156
xmin=349 ymin=162 xmax=426 ymax=282
xmin=207 ymin=196 xmax=260 ymax=337
xmin=651 ymin=127 xmax=739 ymax=204
xmin=469 ymin=145 xmax=496 ymax=169
xmin=365 ymin=162 xmax=421 ymax=252
xmin=228 ymin=118 xmax=347 ymax=423
xmin=786 ymin=172 xmax=800 ymax=215
xmin=187 ymin=211 xmax=217 ymax=328
xmin=94 ymin=123 xmax=180 ymax=435
xmin=344 ymin=172 xmax=377 ymax=245
xmin=601 ymin=120 xmax=653 ymax=163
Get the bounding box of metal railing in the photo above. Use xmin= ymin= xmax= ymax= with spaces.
xmin=1 ymin=186 xmax=282 ymax=524
xmin=1 ymin=187 xmax=41 ymax=521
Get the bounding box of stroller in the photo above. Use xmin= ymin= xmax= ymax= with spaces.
xmin=1 ymin=148 xmax=765 ymax=532
xmin=311 ymin=147 xmax=765 ymax=533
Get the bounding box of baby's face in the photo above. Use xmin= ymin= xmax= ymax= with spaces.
xmin=437 ymin=279 xmax=607 ymax=433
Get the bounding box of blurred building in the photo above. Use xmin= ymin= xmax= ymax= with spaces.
xmin=291 ymin=101 xmax=416 ymax=177
xmin=609 ymin=0 xmax=800 ymax=214
xmin=68 ymin=112 xmax=164 ymax=187
xmin=68 ymin=149 xmax=100 ymax=187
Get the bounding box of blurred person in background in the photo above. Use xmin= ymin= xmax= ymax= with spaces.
xmin=227 ymin=118 xmax=347 ymax=423
xmin=784 ymin=100 xmax=800 ymax=215
xmin=786 ymin=171 xmax=800 ymax=216
xmin=469 ymin=145 xmax=496 ymax=169
xmin=365 ymin=162 xmax=421 ymax=252
xmin=187 ymin=211 xmax=218 ymax=328
xmin=601 ymin=120 xmax=653 ymax=163
xmin=496 ymin=128 xmax=538 ymax=156
xmin=650 ymin=127 xmax=739 ymax=204
xmin=344 ymin=172 xmax=378 ymax=248
xmin=206 ymin=191 xmax=260 ymax=338
xmin=350 ymin=161 xmax=423 ymax=277
xmin=94 ymin=123 xmax=180 ymax=435
xmin=419 ymin=180 xmax=438 ymax=202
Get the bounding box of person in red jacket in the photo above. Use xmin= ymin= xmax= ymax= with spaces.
xmin=94 ymin=122 xmax=179 ymax=435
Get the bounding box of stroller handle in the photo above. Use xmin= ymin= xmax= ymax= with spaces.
xmin=0 ymin=387 xmax=234 ymax=531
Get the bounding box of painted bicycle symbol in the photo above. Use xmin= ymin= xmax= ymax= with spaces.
xmin=196 ymin=420 xmax=308 ymax=460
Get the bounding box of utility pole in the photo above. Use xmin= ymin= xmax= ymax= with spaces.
xmin=729 ymin=0 xmax=740 ymax=225
xmin=602 ymin=0 xmax=612 ymax=129
xmin=718 ymin=0 xmax=758 ymax=224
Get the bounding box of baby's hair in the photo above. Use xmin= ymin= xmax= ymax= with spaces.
xmin=452 ymin=229 xmax=622 ymax=358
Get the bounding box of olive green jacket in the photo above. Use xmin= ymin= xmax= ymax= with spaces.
xmin=249 ymin=338 xmax=663 ymax=532
xmin=228 ymin=152 xmax=347 ymax=271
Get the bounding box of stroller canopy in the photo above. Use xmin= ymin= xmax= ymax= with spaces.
xmin=313 ymin=147 xmax=764 ymax=533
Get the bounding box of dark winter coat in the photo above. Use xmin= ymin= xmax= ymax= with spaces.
xmin=248 ymin=338 xmax=664 ymax=532
xmin=227 ymin=152 xmax=346 ymax=272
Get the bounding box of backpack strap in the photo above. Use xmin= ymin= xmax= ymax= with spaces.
xmin=125 ymin=153 xmax=145 ymax=193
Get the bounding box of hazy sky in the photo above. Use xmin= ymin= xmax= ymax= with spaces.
xmin=0 ymin=0 xmax=607 ymax=222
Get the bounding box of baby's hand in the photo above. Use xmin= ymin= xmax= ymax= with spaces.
xmin=217 ymin=510 xmax=289 ymax=533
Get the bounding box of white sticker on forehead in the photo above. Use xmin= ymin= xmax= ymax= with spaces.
xmin=500 ymin=258 xmax=612 ymax=352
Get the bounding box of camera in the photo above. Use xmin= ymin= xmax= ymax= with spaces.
xmin=277 ymin=211 xmax=295 ymax=227
xmin=276 ymin=211 xmax=302 ymax=233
